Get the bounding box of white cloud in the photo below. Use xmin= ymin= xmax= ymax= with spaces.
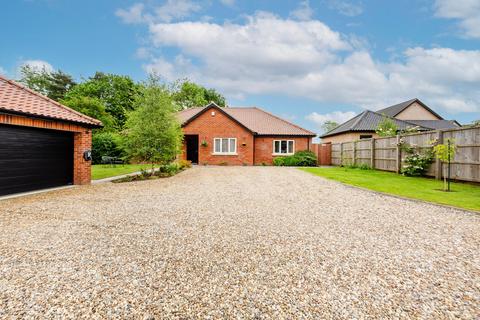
xmin=116 ymin=0 xmax=202 ymax=24
xmin=115 ymin=3 xmax=145 ymax=24
xmin=290 ymin=0 xmax=314 ymax=21
xmin=328 ymin=0 xmax=363 ymax=17
xmin=434 ymin=0 xmax=480 ymax=38
xmin=306 ymin=111 xmax=356 ymax=129
xmin=139 ymin=12 xmax=480 ymax=115
xmin=155 ymin=0 xmax=202 ymax=23
xmin=219 ymin=0 xmax=235 ymax=7
xmin=0 ymin=66 xmax=6 ymax=76
xmin=20 ymin=60 xmax=53 ymax=73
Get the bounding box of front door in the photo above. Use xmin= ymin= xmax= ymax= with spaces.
xmin=185 ymin=135 xmax=199 ymax=164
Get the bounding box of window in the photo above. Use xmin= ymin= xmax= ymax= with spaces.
xmin=213 ymin=138 xmax=237 ymax=154
xmin=360 ymin=134 xmax=373 ymax=139
xmin=273 ymin=140 xmax=294 ymax=155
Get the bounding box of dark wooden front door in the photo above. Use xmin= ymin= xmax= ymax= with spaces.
xmin=0 ymin=124 xmax=74 ymax=196
xmin=185 ymin=135 xmax=199 ymax=164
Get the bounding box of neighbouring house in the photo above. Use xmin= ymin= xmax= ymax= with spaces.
xmin=178 ymin=103 xmax=316 ymax=165
xmin=0 ymin=75 xmax=102 ymax=196
xmin=320 ymin=98 xmax=461 ymax=143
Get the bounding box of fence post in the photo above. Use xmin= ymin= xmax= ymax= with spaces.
xmin=340 ymin=142 xmax=344 ymax=166
xmin=395 ymin=135 xmax=401 ymax=174
xmin=352 ymin=141 xmax=356 ymax=165
xmin=435 ymin=130 xmax=444 ymax=180
xmin=370 ymin=138 xmax=375 ymax=168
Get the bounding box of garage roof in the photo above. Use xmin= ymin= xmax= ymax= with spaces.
xmin=178 ymin=103 xmax=316 ymax=136
xmin=0 ymin=75 xmax=102 ymax=127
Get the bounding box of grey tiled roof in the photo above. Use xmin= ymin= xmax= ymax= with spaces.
xmin=376 ymin=98 xmax=418 ymax=117
xmin=377 ymin=98 xmax=444 ymax=119
xmin=320 ymin=110 xmax=429 ymax=138
xmin=406 ymin=120 xmax=460 ymax=130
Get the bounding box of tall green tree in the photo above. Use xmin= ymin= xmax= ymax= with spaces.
xmin=61 ymin=96 xmax=114 ymax=131
xmin=19 ymin=65 xmax=76 ymax=101
xmin=124 ymin=77 xmax=183 ymax=171
xmin=321 ymin=120 xmax=338 ymax=133
xmin=64 ymin=72 xmax=139 ymax=128
xmin=171 ymin=79 xmax=226 ymax=110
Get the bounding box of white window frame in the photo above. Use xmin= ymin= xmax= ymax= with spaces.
xmin=273 ymin=140 xmax=295 ymax=155
xmin=213 ymin=138 xmax=237 ymax=155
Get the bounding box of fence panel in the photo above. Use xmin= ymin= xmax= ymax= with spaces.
xmin=331 ymin=143 xmax=341 ymax=166
xmin=443 ymin=127 xmax=480 ymax=182
xmin=374 ymin=137 xmax=397 ymax=171
xmin=328 ymin=126 xmax=480 ymax=183
xmin=355 ymin=139 xmax=372 ymax=166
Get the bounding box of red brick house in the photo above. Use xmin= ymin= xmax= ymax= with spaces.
xmin=0 ymin=75 xmax=102 ymax=196
xmin=178 ymin=103 xmax=316 ymax=165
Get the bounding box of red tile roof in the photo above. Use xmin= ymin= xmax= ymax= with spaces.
xmin=0 ymin=75 xmax=102 ymax=127
xmin=178 ymin=103 xmax=316 ymax=136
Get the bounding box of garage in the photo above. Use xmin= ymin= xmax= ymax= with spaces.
xmin=0 ymin=75 xmax=102 ymax=197
xmin=0 ymin=125 xmax=74 ymax=196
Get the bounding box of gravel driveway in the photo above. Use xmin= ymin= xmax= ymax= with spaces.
xmin=0 ymin=166 xmax=479 ymax=319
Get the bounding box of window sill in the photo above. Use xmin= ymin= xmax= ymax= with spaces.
xmin=212 ymin=153 xmax=238 ymax=156
xmin=272 ymin=153 xmax=294 ymax=156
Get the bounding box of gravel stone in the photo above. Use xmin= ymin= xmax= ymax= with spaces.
xmin=0 ymin=166 xmax=479 ymax=318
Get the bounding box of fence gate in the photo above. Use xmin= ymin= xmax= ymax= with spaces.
xmin=318 ymin=143 xmax=332 ymax=165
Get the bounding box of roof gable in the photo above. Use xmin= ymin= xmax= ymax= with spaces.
xmin=0 ymin=75 xmax=102 ymax=127
xmin=377 ymin=98 xmax=444 ymax=120
xmin=320 ymin=110 xmax=430 ymax=138
xmin=177 ymin=103 xmax=316 ymax=136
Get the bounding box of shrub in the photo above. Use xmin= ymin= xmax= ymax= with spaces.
xmin=273 ymin=150 xmax=317 ymax=167
xmin=177 ymin=159 xmax=192 ymax=170
xmin=158 ymin=163 xmax=180 ymax=176
xmin=92 ymin=132 xmax=125 ymax=164
xmin=399 ymin=139 xmax=434 ymax=176
xmin=272 ymin=157 xmax=286 ymax=166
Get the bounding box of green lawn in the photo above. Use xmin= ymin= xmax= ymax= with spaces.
xmin=301 ymin=167 xmax=480 ymax=212
xmin=92 ymin=164 xmax=149 ymax=180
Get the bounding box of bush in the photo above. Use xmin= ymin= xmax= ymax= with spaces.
xmin=158 ymin=163 xmax=180 ymax=176
xmin=177 ymin=159 xmax=192 ymax=170
xmin=273 ymin=150 xmax=317 ymax=167
xmin=399 ymin=139 xmax=434 ymax=176
xmin=272 ymin=157 xmax=286 ymax=166
xmin=92 ymin=132 xmax=125 ymax=164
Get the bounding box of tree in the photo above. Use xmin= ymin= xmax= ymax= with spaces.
xmin=375 ymin=115 xmax=398 ymax=137
xmin=19 ymin=65 xmax=76 ymax=101
xmin=171 ymin=79 xmax=226 ymax=110
xmin=61 ymin=96 xmax=114 ymax=131
xmin=123 ymin=77 xmax=183 ymax=173
xmin=433 ymin=138 xmax=456 ymax=192
xmin=64 ymin=72 xmax=139 ymax=128
xmin=321 ymin=120 xmax=338 ymax=133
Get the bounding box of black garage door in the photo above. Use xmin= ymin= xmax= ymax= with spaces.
xmin=0 ymin=124 xmax=73 ymax=196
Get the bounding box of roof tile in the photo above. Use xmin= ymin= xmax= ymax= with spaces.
xmin=0 ymin=75 xmax=102 ymax=127
xmin=178 ymin=104 xmax=315 ymax=136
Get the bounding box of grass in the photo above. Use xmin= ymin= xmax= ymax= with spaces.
xmin=92 ymin=164 xmax=149 ymax=180
xmin=301 ymin=167 xmax=480 ymax=212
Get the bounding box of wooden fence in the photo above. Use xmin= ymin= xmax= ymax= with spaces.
xmin=331 ymin=126 xmax=480 ymax=183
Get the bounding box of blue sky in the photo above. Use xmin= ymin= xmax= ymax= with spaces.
xmin=1 ymin=0 xmax=479 ymax=133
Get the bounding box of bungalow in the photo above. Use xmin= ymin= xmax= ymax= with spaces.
xmin=178 ymin=103 xmax=316 ymax=165
xmin=320 ymin=98 xmax=461 ymax=143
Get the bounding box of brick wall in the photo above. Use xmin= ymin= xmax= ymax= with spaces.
xmin=182 ymin=107 xmax=254 ymax=165
xmin=0 ymin=113 xmax=93 ymax=185
xmin=254 ymin=136 xmax=311 ymax=165
xmin=73 ymin=130 xmax=92 ymax=184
